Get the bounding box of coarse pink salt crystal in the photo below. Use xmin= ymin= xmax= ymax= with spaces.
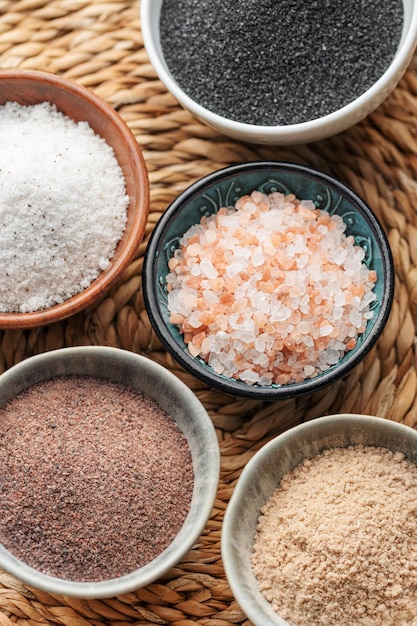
xmin=167 ymin=190 xmax=377 ymax=386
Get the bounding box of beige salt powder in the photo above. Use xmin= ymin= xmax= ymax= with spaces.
xmin=251 ymin=445 xmax=417 ymax=626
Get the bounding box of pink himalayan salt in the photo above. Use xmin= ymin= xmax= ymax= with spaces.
xmin=166 ymin=190 xmax=377 ymax=386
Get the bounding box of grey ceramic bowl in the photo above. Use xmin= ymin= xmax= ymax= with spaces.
xmin=221 ymin=414 xmax=417 ymax=626
xmin=0 ymin=346 xmax=220 ymax=598
xmin=141 ymin=0 xmax=417 ymax=144
xmin=143 ymin=161 xmax=394 ymax=401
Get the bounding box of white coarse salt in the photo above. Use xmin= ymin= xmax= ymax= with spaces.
xmin=0 ymin=101 xmax=129 ymax=313
xmin=166 ymin=190 xmax=378 ymax=386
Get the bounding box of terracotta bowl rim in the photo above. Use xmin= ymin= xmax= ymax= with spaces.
xmin=0 ymin=69 xmax=149 ymax=329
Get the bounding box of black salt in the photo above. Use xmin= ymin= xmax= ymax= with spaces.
xmin=159 ymin=0 xmax=404 ymax=126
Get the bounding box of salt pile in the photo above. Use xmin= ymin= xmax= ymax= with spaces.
xmin=167 ymin=190 xmax=377 ymax=386
xmin=0 ymin=101 xmax=129 ymax=313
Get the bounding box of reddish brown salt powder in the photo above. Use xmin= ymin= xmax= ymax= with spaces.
xmin=0 ymin=376 xmax=194 ymax=582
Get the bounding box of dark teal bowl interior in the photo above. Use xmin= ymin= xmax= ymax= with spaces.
xmin=143 ymin=162 xmax=394 ymax=400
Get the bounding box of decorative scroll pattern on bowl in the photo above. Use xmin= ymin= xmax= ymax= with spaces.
xmin=158 ymin=177 xmax=376 ymax=308
xmin=143 ymin=162 xmax=393 ymax=400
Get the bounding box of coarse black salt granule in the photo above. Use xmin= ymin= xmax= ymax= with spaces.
xmin=159 ymin=0 xmax=404 ymax=126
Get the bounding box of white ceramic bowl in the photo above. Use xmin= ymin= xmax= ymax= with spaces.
xmin=221 ymin=414 xmax=417 ymax=625
xmin=0 ymin=346 xmax=220 ymax=598
xmin=141 ymin=0 xmax=417 ymax=145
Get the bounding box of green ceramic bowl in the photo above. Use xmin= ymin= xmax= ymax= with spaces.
xmin=143 ymin=161 xmax=394 ymax=400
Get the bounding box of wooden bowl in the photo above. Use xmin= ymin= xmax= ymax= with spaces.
xmin=0 ymin=69 xmax=149 ymax=329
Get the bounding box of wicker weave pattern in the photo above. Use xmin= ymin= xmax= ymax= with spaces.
xmin=0 ymin=1 xmax=416 ymax=624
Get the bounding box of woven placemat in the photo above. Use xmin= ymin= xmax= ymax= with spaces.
xmin=0 ymin=1 xmax=417 ymax=624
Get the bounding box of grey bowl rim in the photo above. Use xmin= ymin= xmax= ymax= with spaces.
xmin=0 ymin=345 xmax=220 ymax=598
xmin=221 ymin=413 xmax=417 ymax=626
